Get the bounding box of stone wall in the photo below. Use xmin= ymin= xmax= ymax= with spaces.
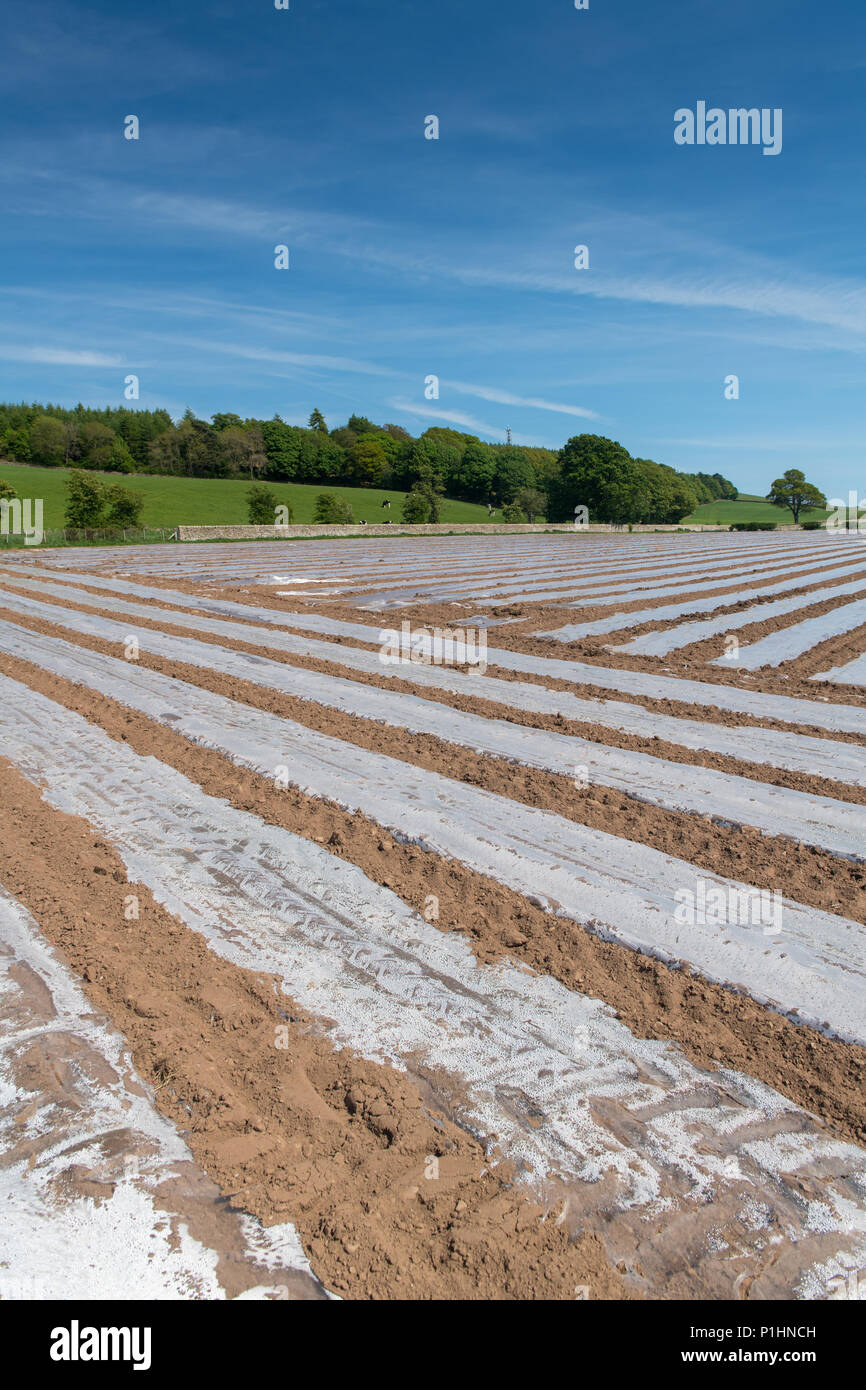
xmin=175 ymin=521 xmax=734 ymax=541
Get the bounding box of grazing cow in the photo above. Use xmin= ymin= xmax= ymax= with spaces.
xmin=382 ymin=498 xmax=391 ymax=509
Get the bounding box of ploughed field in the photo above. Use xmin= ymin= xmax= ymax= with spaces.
xmin=1 ymin=529 xmax=865 ymax=1301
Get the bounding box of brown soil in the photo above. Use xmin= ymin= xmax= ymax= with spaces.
xmin=0 ymin=760 xmax=633 ymax=1302
xmin=1 ymin=600 xmax=864 ymax=923
xmin=0 ymin=643 xmax=863 ymax=1149
xmin=632 ymin=590 xmax=866 ymax=669
xmin=773 ymin=621 xmax=866 ymax=683
xmin=243 ymin=549 xmax=866 ymax=625
xmin=131 ymin=569 xmax=866 ymax=711
xmin=3 ymin=580 xmax=865 ymax=799
xmin=8 ymin=564 xmax=866 ymax=715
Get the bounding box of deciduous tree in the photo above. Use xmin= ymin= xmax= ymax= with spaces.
xmin=766 ymin=469 xmax=827 ymax=522
xmin=247 ymin=484 xmax=279 ymax=524
xmin=64 ymin=471 xmax=104 ymax=528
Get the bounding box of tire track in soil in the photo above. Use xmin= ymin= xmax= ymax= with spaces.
xmin=0 ymin=644 xmax=863 ymax=1146
xmin=4 ymin=680 xmax=866 ymax=1302
xmin=1 ymin=601 xmax=864 ymax=924
xmin=0 ymin=760 xmax=631 ymax=1302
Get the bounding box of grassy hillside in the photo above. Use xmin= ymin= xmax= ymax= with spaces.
xmin=682 ymin=494 xmax=831 ymax=526
xmin=3 ymin=462 xmax=829 ymax=535
xmin=0 ymin=463 xmax=493 ymax=530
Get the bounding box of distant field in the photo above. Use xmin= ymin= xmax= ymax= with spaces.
xmin=0 ymin=463 xmax=493 ymax=530
xmin=683 ymin=494 xmax=830 ymax=526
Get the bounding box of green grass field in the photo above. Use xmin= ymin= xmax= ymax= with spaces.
xmin=682 ymin=494 xmax=830 ymax=526
xmin=2 ymin=462 xmax=830 ymax=537
xmin=0 ymin=463 xmax=493 ymax=530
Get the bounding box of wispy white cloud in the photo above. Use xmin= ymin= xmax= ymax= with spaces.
xmin=445 ymin=379 xmax=598 ymax=419
xmin=8 ymin=168 xmax=866 ymax=344
xmin=177 ymin=338 xmax=402 ymax=379
xmin=115 ymin=185 xmax=385 ymax=247
xmin=118 ymin=332 xmax=603 ymax=426
xmin=387 ymin=397 xmax=548 ymax=446
xmin=429 ymin=262 xmax=866 ymax=340
xmin=0 ymin=345 xmax=122 ymax=366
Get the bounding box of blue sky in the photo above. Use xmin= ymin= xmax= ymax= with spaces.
xmin=1 ymin=0 xmax=864 ymax=498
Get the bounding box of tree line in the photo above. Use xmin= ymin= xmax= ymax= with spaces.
xmin=0 ymin=401 xmax=738 ymax=524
